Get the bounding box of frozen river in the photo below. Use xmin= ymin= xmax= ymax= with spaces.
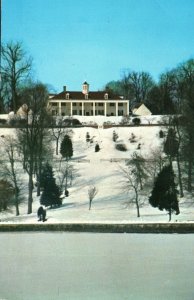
xmin=0 ymin=232 xmax=194 ymax=300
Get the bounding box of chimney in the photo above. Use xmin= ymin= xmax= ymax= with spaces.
xmin=63 ymin=86 xmax=66 ymax=92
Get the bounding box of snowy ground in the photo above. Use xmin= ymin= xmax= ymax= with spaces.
xmin=0 ymin=116 xmax=193 ymax=224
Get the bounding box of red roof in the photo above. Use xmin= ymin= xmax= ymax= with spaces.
xmin=50 ymin=91 xmax=124 ymax=101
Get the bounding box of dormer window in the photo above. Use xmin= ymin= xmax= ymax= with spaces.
xmin=66 ymin=93 xmax=69 ymax=100
xmin=104 ymin=93 xmax=108 ymax=100
xmin=85 ymin=93 xmax=88 ymax=100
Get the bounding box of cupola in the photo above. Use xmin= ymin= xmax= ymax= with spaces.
xmin=82 ymin=81 xmax=89 ymax=94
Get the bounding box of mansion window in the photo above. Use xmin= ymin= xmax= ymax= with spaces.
xmin=118 ymin=110 xmax=123 ymax=116
xmin=52 ymin=110 xmax=57 ymax=115
xmin=98 ymin=110 xmax=104 ymax=115
xmin=98 ymin=103 xmax=103 ymax=106
xmin=110 ymin=103 xmax=115 ymax=107
xmin=66 ymin=93 xmax=69 ymax=100
xmin=73 ymin=103 xmax=77 ymax=106
xmin=118 ymin=103 xmax=123 ymax=106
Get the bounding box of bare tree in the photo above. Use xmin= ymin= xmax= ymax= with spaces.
xmin=121 ymin=70 xmax=154 ymax=108
xmin=120 ymin=165 xmax=143 ymax=217
xmin=50 ymin=118 xmax=73 ymax=155
xmin=163 ymin=116 xmax=184 ymax=197
xmin=1 ymin=41 xmax=32 ymax=112
xmin=50 ymin=117 xmax=65 ymax=155
xmin=0 ymin=179 xmax=14 ymax=212
xmin=17 ymin=83 xmax=50 ymax=214
xmin=175 ymin=59 xmax=194 ymax=192
xmin=126 ymin=152 xmax=148 ymax=190
xmin=0 ymin=135 xmax=24 ymax=215
xmin=88 ymin=186 xmax=98 ymax=210
xmin=147 ymin=148 xmax=166 ymax=183
xmin=56 ymin=160 xmax=76 ymax=193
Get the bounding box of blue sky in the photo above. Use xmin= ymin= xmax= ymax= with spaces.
xmin=2 ymin=0 xmax=194 ymax=92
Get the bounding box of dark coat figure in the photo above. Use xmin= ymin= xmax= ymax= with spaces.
xmin=37 ymin=206 xmax=47 ymax=222
xmin=65 ymin=190 xmax=69 ymax=197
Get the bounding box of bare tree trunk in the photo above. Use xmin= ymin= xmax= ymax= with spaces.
xmin=37 ymin=176 xmax=41 ymax=197
xmin=28 ymin=173 xmax=33 ymax=214
xmin=169 ymin=209 xmax=172 ymax=222
xmin=134 ymin=187 xmax=140 ymax=217
xmin=56 ymin=138 xmax=59 ymax=155
xmin=15 ymin=196 xmax=19 ymax=216
xmin=89 ymin=200 xmax=92 ymax=210
xmin=176 ymin=154 xmax=184 ymax=197
xmin=187 ymin=159 xmax=192 ymax=192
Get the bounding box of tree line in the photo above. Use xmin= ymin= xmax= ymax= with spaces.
xmin=105 ymin=59 xmax=194 ymax=116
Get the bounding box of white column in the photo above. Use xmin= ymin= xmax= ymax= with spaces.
xmin=127 ymin=101 xmax=129 ymax=115
xmin=58 ymin=102 xmax=61 ymax=116
xmin=82 ymin=102 xmax=84 ymax=116
xmin=93 ymin=102 xmax=95 ymax=116
xmin=70 ymin=102 xmax=73 ymax=116
xmin=104 ymin=102 xmax=107 ymax=116
xmin=116 ymin=102 xmax=118 ymax=116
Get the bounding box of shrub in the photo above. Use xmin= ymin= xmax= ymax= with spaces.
xmin=129 ymin=133 xmax=136 ymax=143
xmin=63 ymin=118 xmax=81 ymax=126
xmin=95 ymin=143 xmax=100 ymax=152
xmin=86 ymin=132 xmax=90 ymax=143
xmin=132 ymin=117 xmax=141 ymax=125
xmin=137 ymin=143 xmax=141 ymax=150
xmin=113 ymin=130 xmax=118 ymax=142
xmin=159 ymin=130 xmax=164 ymax=138
xmin=8 ymin=118 xmax=27 ymax=127
xmin=115 ymin=143 xmax=127 ymax=151
xmin=120 ymin=115 xmax=130 ymax=125
xmin=0 ymin=119 xmax=7 ymax=125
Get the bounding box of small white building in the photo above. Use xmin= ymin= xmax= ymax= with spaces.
xmin=132 ymin=103 xmax=152 ymax=116
xmin=48 ymin=82 xmax=129 ymax=117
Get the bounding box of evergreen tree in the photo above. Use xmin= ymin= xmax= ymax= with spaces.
xmin=86 ymin=132 xmax=90 ymax=143
xmin=40 ymin=163 xmax=62 ymax=208
xmin=164 ymin=128 xmax=179 ymax=160
xmin=95 ymin=143 xmax=100 ymax=152
xmin=60 ymin=135 xmax=73 ymax=160
xmin=113 ymin=130 xmax=118 ymax=142
xmin=149 ymin=164 xmax=180 ymax=221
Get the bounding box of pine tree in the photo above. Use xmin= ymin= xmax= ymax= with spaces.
xmin=86 ymin=132 xmax=90 ymax=143
xmin=164 ymin=128 xmax=179 ymax=160
xmin=113 ymin=130 xmax=118 ymax=142
xmin=60 ymin=135 xmax=73 ymax=160
xmin=40 ymin=163 xmax=62 ymax=208
xmin=149 ymin=164 xmax=180 ymax=221
xmin=95 ymin=143 xmax=100 ymax=152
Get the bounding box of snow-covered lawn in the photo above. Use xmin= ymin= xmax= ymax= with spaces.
xmin=0 ymin=117 xmax=193 ymax=224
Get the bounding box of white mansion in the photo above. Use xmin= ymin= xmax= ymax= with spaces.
xmin=48 ymin=82 xmax=129 ymax=117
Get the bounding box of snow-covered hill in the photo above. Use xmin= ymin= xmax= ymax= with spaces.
xmin=0 ymin=116 xmax=193 ymax=224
